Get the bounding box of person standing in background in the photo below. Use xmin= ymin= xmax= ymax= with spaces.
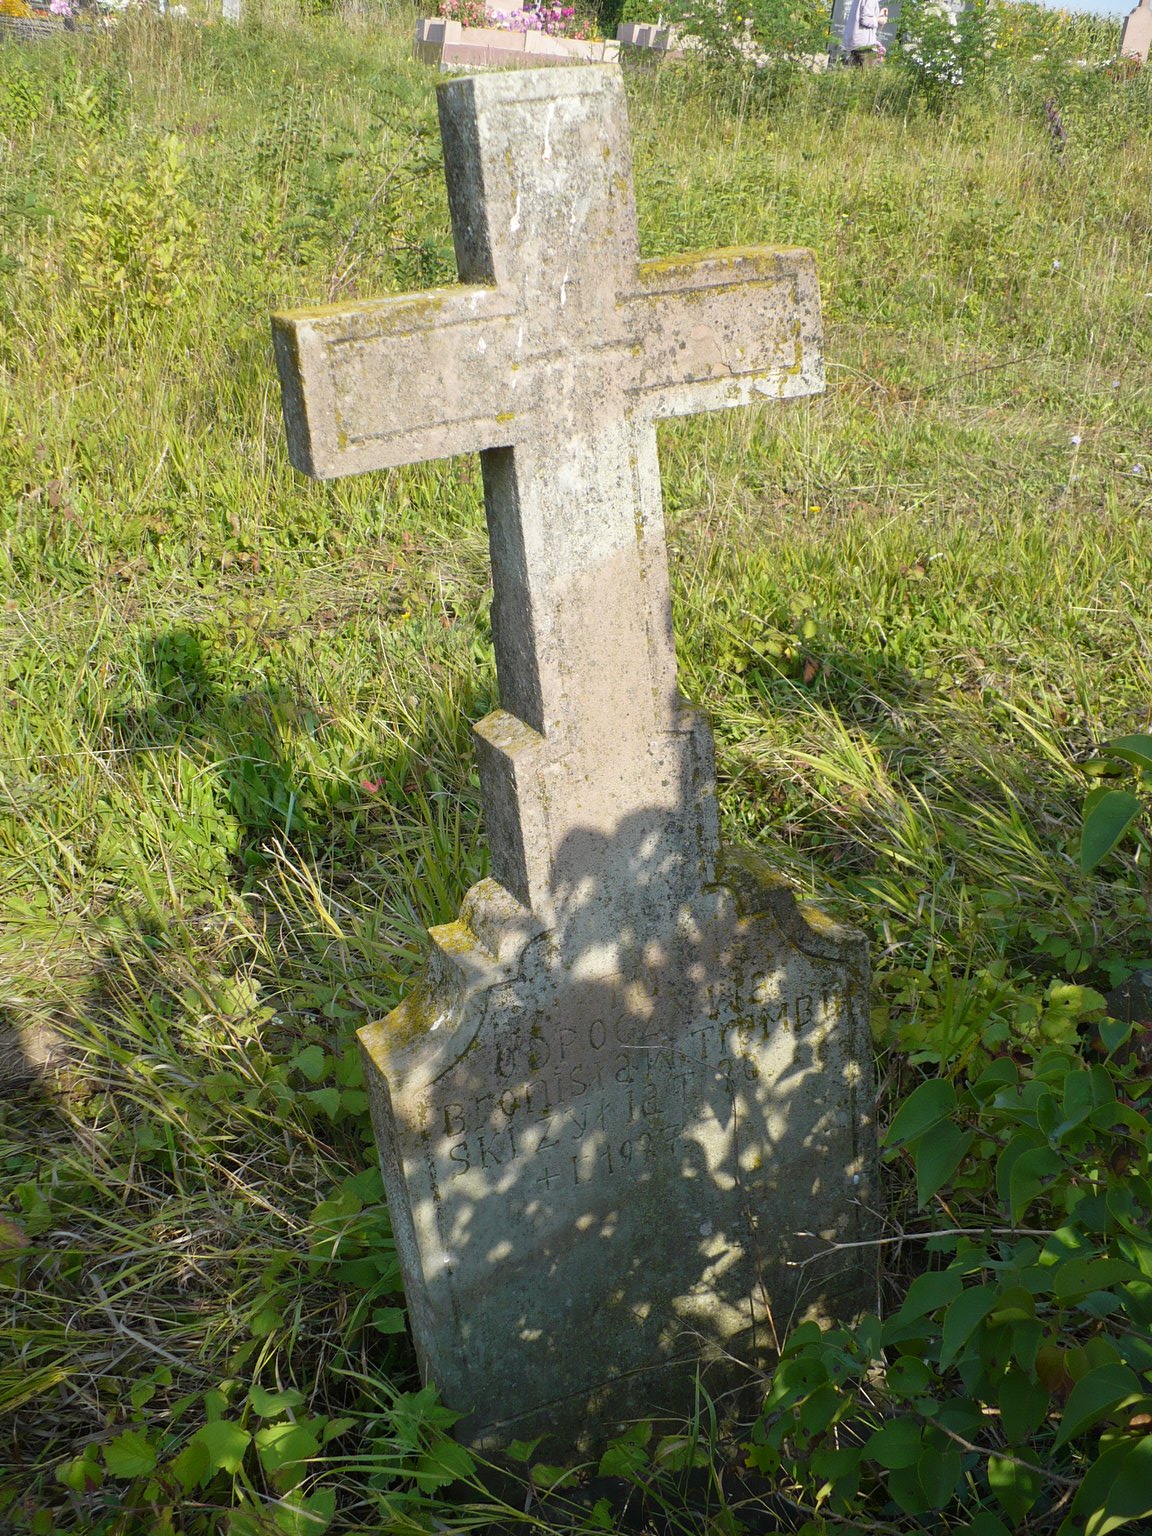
xmin=842 ymin=0 xmax=888 ymax=64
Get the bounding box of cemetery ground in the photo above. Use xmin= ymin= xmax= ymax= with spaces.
xmin=2 ymin=6 xmax=1152 ymax=1532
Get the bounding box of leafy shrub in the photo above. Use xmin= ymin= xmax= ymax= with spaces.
xmin=744 ymin=1020 xmax=1152 ymax=1534
xmin=895 ymin=0 xmax=1002 ymax=105
xmin=70 ymin=134 xmax=199 ymax=316
xmin=662 ymin=0 xmax=829 ymax=66
xmin=992 ymin=0 xmax=1119 ymax=64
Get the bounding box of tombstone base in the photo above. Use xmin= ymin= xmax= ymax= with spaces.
xmin=360 ymin=851 xmax=875 ymax=1455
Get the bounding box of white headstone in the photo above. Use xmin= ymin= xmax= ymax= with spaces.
xmin=272 ymin=64 xmax=876 ymax=1454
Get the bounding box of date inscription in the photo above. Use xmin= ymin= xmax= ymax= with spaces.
xmin=415 ymin=985 xmax=842 ymax=1199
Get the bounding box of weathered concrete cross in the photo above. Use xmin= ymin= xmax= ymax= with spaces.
xmin=273 ymin=65 xmax=871 ymax=1455
xmin=273 ymin=64 xmax=821 ymax=934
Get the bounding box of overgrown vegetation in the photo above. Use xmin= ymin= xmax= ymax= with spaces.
xmin=2 ymin=4 xmax=1151 ymax=1532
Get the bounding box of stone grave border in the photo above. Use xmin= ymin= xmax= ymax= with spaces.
xmin=0 ymin=8 xmax=74 ymax=37
xmin=415 ymin=15 xmax=618 ymax=67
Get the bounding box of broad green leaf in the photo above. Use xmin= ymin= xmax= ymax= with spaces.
xmin=613 ymin=1419 xmax=652 ymax=1446
xmin=170 ymin=1440 xmax=211 ymax=1493
xmin=1059 ymin=1435 xmax=1152 ymax=1536
xmin=959 ymin=1514 xmax=1011 ymax=1536
xmin=764 ymin=1354 xmax=828 ymax=1409
xmin=1101 ymin=735 xmax=1152 ymax=772
xmin=799 ymin=1382 xmax=843 ymax=1436
xmin=193 ymin=1419 xmax=251 ymax=1475
xmin=895 ymin=1268 xmax=965 ymax=1323
xmin=988 ymin=1285 xmax=1035 ymax=1324
xmin=914 ymin=1124 xmax=973 ymax=1207
xmin=1040 ymin=1225 xmax=1090 ymax=1267
xmin=887 ymin=1461 xmax=931 ymax=1515
xmin=885 ymin=1078 xmax=957 ymax=1148
xmin=1008 ymin=1144 xmax=1064 ymax=1223
xmin=811 ymin=1443 xmax=862 ymax=1502
xmin=370 ymin=1306 xmax=407 ymax=1334
xmin=940 ymin=1285 xmax=1000 ymax=1369
xmin=103 ymin=1430 xmax=158 ymax=1479
xmin=970 ymin=1057 xmax=1018 ymax=1102
xmin=505 ymin=1438 xmax=542 ymax=1463
xmin=653 ymin=1436 xmax=708 ymax=1472
xmin=1081 ymin=788 xmax=1141 ymax=873
xmin=1054 ymin=1257 xmax=1143 ymax=1301
xmin=886 ymin=1355 xmax=933 ymax=1400
xmin=996 ymin=1129 xmax=1045 ymax=1211
xmin=917 ymin=1443 xmax=961 ymax=1509
xmin=306 ymin=1087 xmax=341 ymax=1119
xmin=1000 ymin=1368 xmax=1050 ymax=1443
xmin=1100 ymin=1016 xmax=1133 ymax=1056
xmin=291 ymin=1045 xmax=326 ymax=1082
xmin=597 ymin=1438 xmax=649 ymax=1479
xmin=255 ymin=1419 xmax=322 ymax=1488
xmin=56 ymin=1453 xmax=104 ymax=1494
xmin=530 ymin=1459 xmax=580 ymax=1488
xmin=864 ymin=1416 xmax=922 ymax=1469
xmin=1054 ymin=1364 xmax=1142 ymax=1448
xmin=249 ymin=1384 xmax=306 ymax=1417
xmin=933 ymin=1397 xmax=985 ymax=1438
xmin=273 ymin=1486 xmax=335 ymax=1535
xmin=988 ymin=1450 xmax=1042 ymax=1522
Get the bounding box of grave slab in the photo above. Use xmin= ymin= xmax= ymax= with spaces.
xmin=416 ymin=16 xmax=619 ymax=69
xmin=272 ymin=64 xmax=875 ymax=1454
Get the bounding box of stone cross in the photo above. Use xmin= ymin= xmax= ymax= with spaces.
xmin=272 ymin=64 xmax=874 ymax=1453
xmin=1120 ymin=0 xmax=1151 ymax=64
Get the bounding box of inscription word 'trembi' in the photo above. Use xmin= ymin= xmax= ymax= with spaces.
xmin=272 ymin=63 xmax=875 ymax=1454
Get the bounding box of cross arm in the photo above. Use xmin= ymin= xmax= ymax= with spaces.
xmin=622 ymin=246 xmax=823 ymax=419
xmin=271 ymin=285 xmax=518 ymax=479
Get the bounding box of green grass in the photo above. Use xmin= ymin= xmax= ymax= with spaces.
xmin=2 ymin=5 xmax=1152 ymax=1532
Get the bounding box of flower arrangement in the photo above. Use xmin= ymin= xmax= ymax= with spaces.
xmin=436 ymin=0 xmax=594 ymax=40
xmin=896 ymin=0 xmax=1001 ymax=100
xmin=437 ymin=0 xmax=490 ymax=26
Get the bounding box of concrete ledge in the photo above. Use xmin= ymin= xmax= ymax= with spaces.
xmin=0 ymin=11 xmax=70 ymax=38
xmin=415 ymin=16 xmax=619 ymax=67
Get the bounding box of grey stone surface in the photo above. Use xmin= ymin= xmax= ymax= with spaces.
xmin=1106 ymin=968 xmax=1152 ymax=1026
xmin=616 ymin=19 xmax=684 ymax=56
xmin=273 ymin=64 xmax=874 ymax=1454
xmin=1120 ymin=0 xmax=1151 ymax=63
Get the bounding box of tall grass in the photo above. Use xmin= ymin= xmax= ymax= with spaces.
xmin=1 ymin=6 xmax=1151 ymax=1531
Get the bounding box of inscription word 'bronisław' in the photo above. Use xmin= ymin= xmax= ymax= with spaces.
xmin=272 ymin=64 xmax=876 ymax=1453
